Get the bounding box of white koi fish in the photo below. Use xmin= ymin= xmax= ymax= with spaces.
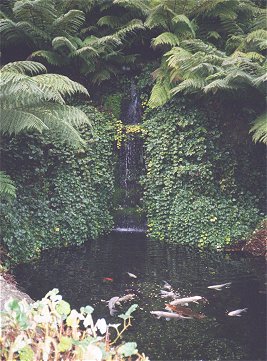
xmin=150 ymin=311 xmax=192 ymax=320
xmin=127 ymin=272 xmax=137 ymax=279
xmin=163 ymin=281 xmax=172 ymax=290
xmin=207 ymin=282 xmax=232 ymax=291
xmin=160 ymin=290 xmax=179 ymax=299
xmin=118 ymin=294 xmax=135 ymax=303
xmin=107 ymin=296 xmax=120 ymax=316
xmin=169 ymin=296 xmax=203 ymax=306
xmin=227 ymin=308 xmax=248 ymax=317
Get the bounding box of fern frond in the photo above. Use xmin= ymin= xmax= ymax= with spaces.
xmin=30 ymin=50 xmax=67 ymax=66
xmin=151 ymin=32 xmax=180 ymax=48
xmin=97 ymin=15 xmax=125 ymax=28
xmin=203 ymin=78 xmax=236 ymax=93
xmin=148 ymin=79 xmax=171 ymax=108
xmin=72 ymin=46 xmax=99 ymax=58
xmin=29 ymin=104 xmax=91 ymax=147
xmin=145 ymin=4 xmax=174 ymax=30
xmin=253 ymin=73 xmax=267 ymax=87
xmin=207 ymin=31 xmax=221 ymax=40
xmin=249 ymin=112 xmax=267 ymax=144
xmin=0 ymin=61 xmax=90 ymax=147
xmin=91 ymin=69 xmax=113 ymax=84
xmin=116 ymin=19 xmax=144 ymax=40
xmin=245 ymin=29 xmax=267 ymax=51
xmin=13 ymin=0 xmax=56 ymax=29
xmin=182 ymin=39 xmax=224 ymax=57
xmin=0 ymin=109 xmax=48 ymax=135
xmin=113 ymin=0 xmax=150 ymax=16
xmin=33 ymin=74 xmax=89 ymax=97
xmin=172 ymin=14 xmax=195 ymax=37
xmin=52 ymin=36 xmax=77 ymax=53
xmin=1 ymin=61 xmax=46 ymax=75
xmin=0 ymin=171 xmax=16 ymax=198
xmin=52 ymin=9 xmax=85 ymax=35
xmin=171 ymin=78 xmax=206 ymax=95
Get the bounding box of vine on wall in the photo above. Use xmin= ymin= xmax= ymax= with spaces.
xmin=0 ymin=104 xmax=115 ymax=264
xmin=142 ymin=97 xmax=263 ymax=247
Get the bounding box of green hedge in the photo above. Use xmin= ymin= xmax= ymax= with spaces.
xmin=1 ymin=104 xmax=115 ymax=264
xmin=143 ymin=97 xmax=262 ymax=246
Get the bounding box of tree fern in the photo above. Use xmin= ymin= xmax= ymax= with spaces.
xmin=151 ymin=32 xmax=180 ymax=48
xmin=51 ymin=9 xmax=85 ymax=35
xmin=0 ymin=171 xmax=16 ymax=198
xmin=249 ymin=112 xmax=267 ymax=144
xmin=30 ymin=50 xmax=67 ymax=66
xmin=172 ymin=14 xmax=195 ymax=37
xmin=0 ymin=61 xmax=90 ymax=146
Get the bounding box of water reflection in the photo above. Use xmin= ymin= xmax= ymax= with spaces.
xmin=13 ymin=233 xmax=266 ymax=360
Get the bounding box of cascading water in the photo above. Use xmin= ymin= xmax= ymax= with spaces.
xmin=114 ymin=81 xmax=146 ymax=232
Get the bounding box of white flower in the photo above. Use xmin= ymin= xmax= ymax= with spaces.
xmin=95 ymin=318 xmax=107 ymax=335
xmin=108 ymin=323 xmax=121 ymax=330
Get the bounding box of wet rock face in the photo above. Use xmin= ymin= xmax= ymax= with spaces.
xmin=0 ymin=275 xmax=33 ymax=312
xmin=242 ymin=221 xmax=267 ymax=258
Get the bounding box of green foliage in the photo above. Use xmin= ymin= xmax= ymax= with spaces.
xmin=103 ymin=93 xmax=123 ymax=119
xmin=0 ymin=104 xmax=115 ymax=264
xmin=0 ymin=171 xmax=16 ymax=199
xmin=250 ymin=112 xmax=267 ymax=144
xmin=0 ymin=289 xmax=145 ymax=360
xmin=0 ymin=61 xmax=90 ymax=148
xmin=168 ymin=190 xmax=260 ymax=248
xmin=143 ymin=97 xmax=262 ymax=246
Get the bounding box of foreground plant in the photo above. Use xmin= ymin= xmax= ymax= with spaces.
xmin=0 ymin=289 xmax=148 ymax=361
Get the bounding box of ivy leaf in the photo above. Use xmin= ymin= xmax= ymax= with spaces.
xmin=56 ymin=300 xmax=71 ymax=316
xmin=125 ymin=304 xmax=138 ymax=316
xmin=117 ymin=342 xmax=138 ymax=357
xmin=58 ymin=336 xmax=73 ymax=352
xmin=118 ymin=304 xmax=138 ymax=320
xmin=18 ymin=345 xmax=34 ymax=361
xmin=80 ymin=305 xmax=94 ymax=314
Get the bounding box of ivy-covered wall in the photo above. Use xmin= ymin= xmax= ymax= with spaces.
xmin=142 ymin=97 xmax=264 ymax=248
xmin=1 ymin=104 xmax=115 ymax=264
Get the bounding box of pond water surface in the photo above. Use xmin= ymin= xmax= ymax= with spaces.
xmin=13 ymin=233 xmax=266 ymax=361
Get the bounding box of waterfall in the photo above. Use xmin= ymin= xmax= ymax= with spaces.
xmin=114 ymin=81 xmax=146 ymax=233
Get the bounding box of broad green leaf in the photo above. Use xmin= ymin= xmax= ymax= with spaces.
xmin=80 ymin=305 xmax=94 ymax=314
xmin=56 ymin=300 xmax=71 ymax=316
xmin=58 ymin=336 xmax=73 ymax=352
xmin=117 ymin=342 xmax=138 ymax=357
xmin=18 ymin=346 xmax=34 ymax=361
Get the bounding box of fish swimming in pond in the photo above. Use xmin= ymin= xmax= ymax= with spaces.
xmin=118 ymin=294 xmax=135 ymax=303
xmin=126 ymin=272 xmax=137 ymax=278
xmin=160 ymin=290 xmax=179 ymax=299
xmin=207 ymin=282 xmax=232 ymax=291
xmin=227 ymin=308 xmax=248 ymax=317
xmin=150 ymin=311 xmax=193 ymax=320
xmin=107 ymin=296 xmax=121 ymax=316
xmin=165 ymin=304 xmax=206 ymax=320
xmin=103 ymin=277 xmax=113 ymax=282
xmin=162 ymin=281 xmax=172 ymax=290
xmin=169 ymin=296 xmax=203 ymax=306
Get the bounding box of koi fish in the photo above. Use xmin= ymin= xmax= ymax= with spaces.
xmin=150 ymin=311 xmax=193 ymax=320
xmin=162 ymin=281 xmax=172 ymax=290
xmin=160 ymin=290 xmax=179 ymax=299
xmin=165 ymin=304 xmax=206 ymax=320
xmin=118 ymin=294 xmax=135 ymax=303
xmin=169 ymin=296 xmax=203 ymax=306
xmin=126 ymin=272 xmax=137 ymax=278
xmin=107 ymin=296 xmax=121 ymax=316
xmin=207 ymin=282 xmax=232 ymax=291
xmin=103 ymin=277 xmax=113 ymax=282
xmin=227 ymin=308 xmax=248 ymax=317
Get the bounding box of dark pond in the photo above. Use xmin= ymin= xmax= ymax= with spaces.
xmin=13 ymin=233 xmax=266 ymax=361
